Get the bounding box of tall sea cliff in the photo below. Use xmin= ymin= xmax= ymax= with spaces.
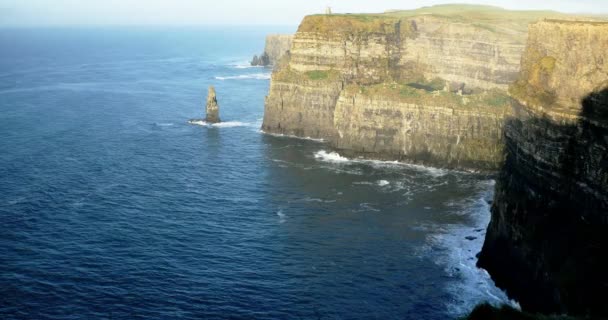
xmin=261 ymin=6 xmax=584 ymax=170
xmin=478 ymin=20 xmax=608 ymax=316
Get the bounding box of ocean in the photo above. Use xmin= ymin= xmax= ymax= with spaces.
xmin=0 ymin=27 xmax=511 ymax=319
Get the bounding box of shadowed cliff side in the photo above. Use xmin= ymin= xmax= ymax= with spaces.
xmin=478 ymin=20 xmax=608 ymax=316
xmin=261 ymin=6 xmax=604 ymax=171
xmin=262 ymin=7 xmax=528 ymax=170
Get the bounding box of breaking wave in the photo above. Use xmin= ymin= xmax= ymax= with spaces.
xmin=422 ymin=180 xmax=520 ymax=316
xmin=261 ymin=131 xmax=325 ymax=142
xmin=188 ymin=120 xmax=255 ymax=128
xmin=313 ymin=150 xmax=349 ymax=163
xmin=215 ymin=73 xmax=271 ymax=80
xmin=313 ymin=150 xmax=448 ymax=177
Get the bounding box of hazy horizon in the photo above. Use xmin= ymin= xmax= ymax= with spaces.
xmin=1 ymin=0 xmax=607 ymax=27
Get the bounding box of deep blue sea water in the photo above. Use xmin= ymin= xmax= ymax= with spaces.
xmin=0 ymin=27 xmax=512 ymax=319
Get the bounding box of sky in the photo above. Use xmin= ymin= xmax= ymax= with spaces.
xmin=1 ymin=0 xmax=607 ymax=27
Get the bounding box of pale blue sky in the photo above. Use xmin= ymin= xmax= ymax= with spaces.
xmin=1 ymin=0 xmax=607 ymax=26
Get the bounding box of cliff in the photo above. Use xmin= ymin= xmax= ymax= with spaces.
xmin=262 ymin=6 xmax=587 ymax=170
xmin=251 ymin=34 xmax=293 ymax=67
xmin=478 ymin=20 xmax=608 ymax=316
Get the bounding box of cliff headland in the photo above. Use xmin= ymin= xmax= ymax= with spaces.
xmin=262 ymin=5 xmax=599 ymax=170
xmin=478 ymin=19 xmax=608 ymax=317
xmin=260 ymin=4 xmax=608 ymax=318
xmin=251 ymin=34 xmax=293 ymax=67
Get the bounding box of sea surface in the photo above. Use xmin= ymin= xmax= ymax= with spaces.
xmin=0 ymin=27 xmax=512 ymax=319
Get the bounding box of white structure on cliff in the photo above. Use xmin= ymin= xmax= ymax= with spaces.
xmin=325 ymin=6 xmax=332 ymax=15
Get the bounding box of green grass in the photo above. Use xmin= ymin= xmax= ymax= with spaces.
xmin=297 ymin=4 xmax=607 ymax=43
xmin=306 ymin=70 xmax=330 ymax=80
xmin=484 ymin=91 xmax=511 ymax=107
xmin=344 ymin=82 xmax=510 ymax=112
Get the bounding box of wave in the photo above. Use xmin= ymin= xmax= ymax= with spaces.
xmin=292 ymin=197 xmax=337 ymax=204
xmin=313 ymin=150 xmax=448 ymax=177
xmin=232 ymin=64 xmax=264 ymax=69
xmin=215 ymin=73 xmax=271 ymax=80
xmin=377 ymin=180 xmax=390 ymax=187
xmin=422 ymin=180 xmax=519 ymax=316
xmin=314 ymin=150 xmax=349 ymax=163
xmin=188 ymin=120 xmax=255 ymax=128
xmin=260 ymin=130 xmax=325 ymax=142
xmin=276 ymin=209 xmax=286 ymax=223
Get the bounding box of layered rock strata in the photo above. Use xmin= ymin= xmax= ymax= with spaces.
xmin=262 ymin=11 xmax=528 ymax=169
xmin=251 ymin=34 xmax=294 ymax=67
xmin=478 ymin=20 xmax=608 ymax=316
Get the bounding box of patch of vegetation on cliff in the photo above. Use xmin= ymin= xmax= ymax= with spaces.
xmin=484 ymin=92 xmax=511 ymax=107
xmin=383 ymin=4 xmax=606 ymax=41
xmin=464 ymin=303 xmax=587 ymax=320
xmin=509 ymin=46 xmax=558 ymax=107
xmin=306 ymin=70 xmax=330 ymax=80
xmin=349 ymin=83 xmax=510 ymax=111
xmin=406 ymin=77 xmax=445 ymax=92
xmin=298 ymin=14 xmax=413 ymax=36
xmin=273 ymin=67 xmax=340 ymax=83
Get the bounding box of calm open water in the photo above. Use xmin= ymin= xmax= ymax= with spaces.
xmin=0 ymin=27 xmax=511 ymax=319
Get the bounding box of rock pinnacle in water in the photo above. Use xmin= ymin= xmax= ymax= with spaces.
xmin=205 ymin=86 xmax=220 ymax=123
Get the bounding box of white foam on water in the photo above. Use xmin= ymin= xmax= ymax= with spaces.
xmin=232 ymin=64 xmax=263 ymax=69
xmin=314 ymin=150 xmax=350 ymax=163
xmin=212 ymin=121 xmax=252 ymax=128
xmin=377 ymin=180 xmax=390 ymax=187
xmin=188 ymin=120 xmax=207 ymax=126
xmin=296 ymin=197 xmax=337 ymax=204
xmin=423 ymin=180 xmax=520 ymax=317
xmin=189 ymin=120 xmax=255 ymax=128
xmin=313 ymin=150 xmax=449 ymax=177
xmin=353 ymin=181 xmax=374 ymax=186
xmin=260 ymin=130 xmax=325 ymax=143
xmin=276 ymin=209 xmax=286 ymax=223
xmin=353 ymin=203 xmax=381 ymax=213
xmin=215 ymin=73 xmax=271 ymax=80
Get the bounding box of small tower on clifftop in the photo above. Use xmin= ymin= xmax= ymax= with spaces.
xmin=205 ymin=86 xmax=220 ymax=123
xmin=325 ymin=6 xmax=332 ymax=15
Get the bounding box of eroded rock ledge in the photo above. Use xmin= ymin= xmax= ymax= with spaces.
xmin=261 ymin=7 xmax=550 ymax=170
xmin=478 ymin=20 xmax=608 ymax=316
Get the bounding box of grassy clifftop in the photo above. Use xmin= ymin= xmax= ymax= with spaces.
xmin=299 ymin=4 xmax=606 ymax=43
xmin=297 ymin=14 xmax=409 ymax=34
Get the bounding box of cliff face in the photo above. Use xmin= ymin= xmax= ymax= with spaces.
xmin=332 ymin=85 xmax=510 ymax=169
xmin=478 ymin=20 xmax=608 ymax=316
xmin=251 ymin=34 xmax=294 ymax=67
xmin=401 ymin=15 xmax=524 ymax=90
xmin=262 ymin=12 xmax=526 ymax=169
xmin=264 ymin=34 xmax=294 ymax=66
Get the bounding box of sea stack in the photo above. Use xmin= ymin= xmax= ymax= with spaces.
xmin=205 ymin=86 xmax=220 ymax=123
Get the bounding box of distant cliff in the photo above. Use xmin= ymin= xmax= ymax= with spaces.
xmin=262 ymin=6 xmax=549 ymax=169
xmin=478 ymin=20 xmax=608 ymax=316
xmin=251 ymin=34 xmax=293 ymax=67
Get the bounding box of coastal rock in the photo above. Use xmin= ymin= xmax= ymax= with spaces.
xmin=205 ymin=86 xmax=220 ymax=123
xmin=251 ymin=34 xmax=293 ymax=67
xmin=477 ymin=20 xmax=608 ymax=316
xmin=262 ymin=7 xmax=536 ymax=170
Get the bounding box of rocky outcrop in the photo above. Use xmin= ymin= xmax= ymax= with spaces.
xmin=251 ymin=34 xmax=293 ymax=67
xmin=262 ymin=10 xmax=530 ymax=170
xmin=478 ymin=20 xmax=608 ymax=316
xmin=332 ymin=85 xmax=510 ymax=169
xmin=205 ymin=86 xmax=220 ymax=123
